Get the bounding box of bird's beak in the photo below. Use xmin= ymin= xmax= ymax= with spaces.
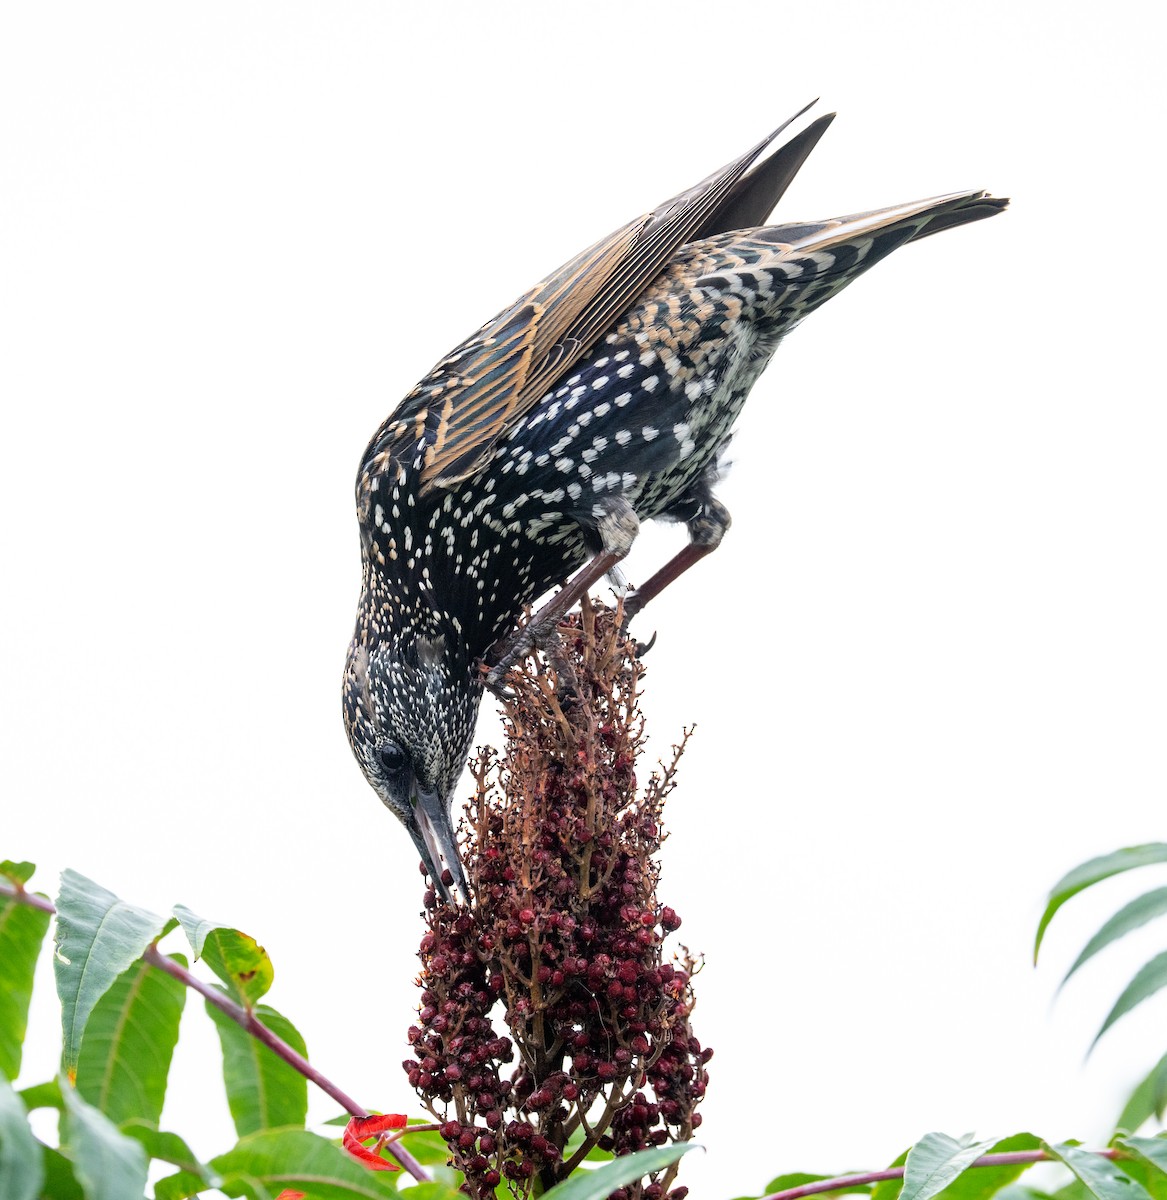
xmin=408 ymin=779 xmax=469 ymax=906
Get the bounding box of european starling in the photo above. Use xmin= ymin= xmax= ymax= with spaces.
xmin=343 ymin=103 xmax=1007 ymax=900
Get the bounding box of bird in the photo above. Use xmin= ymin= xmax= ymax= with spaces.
xmin=342 ymin=102 xmax=1007 ymax=902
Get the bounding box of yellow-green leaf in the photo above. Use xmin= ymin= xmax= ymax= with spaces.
xmin=205 ymin=995 xmax=308 ymax=1136
xmin=75 ymin=956 xmax=186 ymax=1126
xmin=174 ymin=905 xmax=273 ymax=1008
xmin=0 ymin=888 xmax=51 ymax=1080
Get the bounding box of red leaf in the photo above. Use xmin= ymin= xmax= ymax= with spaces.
xmin=343 ymin=1113 xmax=408 ymax=1172
xmin=276 ymin=1192 xmax=306 ymax=1200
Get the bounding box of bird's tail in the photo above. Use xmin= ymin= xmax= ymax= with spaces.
xmin=778 ymin=190 xmax=1008 ymax=257
xmin=692 ymin=190 xmax=1008 ymax=329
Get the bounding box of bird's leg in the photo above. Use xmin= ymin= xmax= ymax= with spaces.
xmin=621 ymin=494 xmax=731 ymax=628
xmin=484 ymin=499 xmax=639 ymax=691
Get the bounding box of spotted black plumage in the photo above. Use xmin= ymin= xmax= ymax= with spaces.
xmin=343 ymin=104 xmax=1008 ymax=900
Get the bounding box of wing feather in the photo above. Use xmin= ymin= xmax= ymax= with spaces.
xmin=374 ymin=102 xmax=831 ymax=492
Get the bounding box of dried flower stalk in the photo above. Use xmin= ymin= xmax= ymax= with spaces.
xmin=404 ymin=599 xmax=709 ymax=1199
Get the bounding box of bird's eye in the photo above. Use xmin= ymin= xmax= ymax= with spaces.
xmin=378 ymin=743 xmax=407 ymax=774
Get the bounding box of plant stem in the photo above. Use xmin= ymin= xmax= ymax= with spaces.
xmin=762 ymin=1149 xmax=1125 ymax=1200
xmin=0 ymin=881 xmax=429 ymax=1182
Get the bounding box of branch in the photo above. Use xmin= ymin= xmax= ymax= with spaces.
xmin=762 ymin=1148 xmax=1125 ymax=1200
xmin=1 ymin=882 xmax=429 ymax=1182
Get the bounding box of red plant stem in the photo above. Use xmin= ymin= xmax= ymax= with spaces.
xmin=3 ymin=884 xmax=54 ymax=914
xmin=762 ymin=1148 xmax=1125 ymax=1200
xmin=0 ymin=882 xmax=429 ymax=1183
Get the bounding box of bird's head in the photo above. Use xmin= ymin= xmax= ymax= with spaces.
xmin=343 ymin=628 xmax=482 ymax=904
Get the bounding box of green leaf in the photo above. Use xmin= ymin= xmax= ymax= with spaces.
xmin=74 ymin=954 xmax=186 ymax=1126
xmin=900 ymin=1132 xmax=999 ymax=1200
xmin=399 ymin=1182 xmax=464 ymax=1200
xmin=209 ymin=1128 xmax=400 ymax=1198
xmin=0 ymin=888 xmax=52 ymax=1080
xmin=40 ymin=1147 xmax=85 ymax=1200
xmin=930 ymin=1134 xmax=1043 ymax=1200
xmin=19 ymin=1078 xmax=63 ymax=1111
xmin=54 ymin=871 xmax=170 ymax=1077
xmin=993 ymin=1188 xmax=1058 ymax=1200
xmin=1119 ymin=1138 xmax=1167 ymax=1178
xmin=205 ymin=995 xmax=308 ymax=1136
xmin=561 ymin=1122 xmax=614 ymax=1166
xmin=1036 ymin=846 xmax=1167 ymax=962
xmin=764 ymin=1174 xmax=845 ymax=1196
xmin=154 ymin=1169 xmax=218 ymax=1200
xmin=59 ymin=1077 xmax=149 ymax=1200
xmin=0 ymin=862 xmax=36 ymax=886
xmin=542 ymin=1143 xmax=695 ymax=1200
xmin=1063 ymin=889 xmax=1167 ymax=990
xmin=0 ymin=1076 xmax=45 ymax=1200
xmin=1052 ymin=1177 xmax=1095 ymax=1200
xmin=1115 ymin=1161 xmax=1167 ymax=1200
xmin=118 ymin=1120 xmax=209 ymax=1177
xmin=1118 ymin=1053 xmax=1167 ymax=1132
xmin=871 ymin=1148 xmax=913 ymax=1200
xmin=1093 ymin=953 xmax=1167 ymax=1049
xmin=1113 ymin=1144 xmax=1167 ymax=1200
xmin=174 ymin=905 xmax=273 ymax=1008
xmin=1042 ymin=1141 xmax=1152 ymax=1200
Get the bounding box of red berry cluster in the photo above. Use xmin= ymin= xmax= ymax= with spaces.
xmin=405 ymin=601 xmax=708 ymax=1200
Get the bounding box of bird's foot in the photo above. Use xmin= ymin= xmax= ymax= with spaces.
xmin=483 ymin=547 xmax=628 ymax=692
xmin=617 ymin=591 xmax=657 ymax=657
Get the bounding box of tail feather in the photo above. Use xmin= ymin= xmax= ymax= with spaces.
xmin=910 ymin=193 xmax=1010 ymax=240
xmin=781 ymin=190 xmax=1009 ymax=256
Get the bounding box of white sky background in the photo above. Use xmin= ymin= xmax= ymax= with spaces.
xmin=3 ymin=2 xmax=1166 ymax=1196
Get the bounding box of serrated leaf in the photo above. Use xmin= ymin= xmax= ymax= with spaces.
xmin=1062 ymin=889 xmax=1167 ymax=990
xmin=19 ymin=1078 xmax=63 ymax=1111
xmin=54 ymin=870 xmax=169 ymax=1076
xmin=75 ymin=954 xmax=186 ymax=1126
xmin=0 ymin=862 xmax=36 ymax=886
xmin=900 ymin=1132 xmax=999 ymax=1200
xmin=1118 ymin=1053 xmax=1167 ymax=1132
xmin=0 ymin=889 xmax=52 ymax=1080
xmin=1120 ymin=1139 xmax=1167 ymax=1178
xmin=60 ymin=1077 xmax=149 ymax=1200
xmin=1043 ymin=1141 xmax=1152 ymax=1200
xmin=1093 ymin=953 xmax=1167 ymax=1050
xmin=931 ymin=1133 xmax=1043 ymax=1200
xmin=542 ymin=1143 xmax=695 ymax=1200
xmin=0 ymin=1076 xmax=45 ymax=1200
xmin=174 ymin=906 xmax=273 ymax=1008
xmin=209 ymin=1128 xmax=400 ymax=1198
xmin=1036 ymin=846 xmax=1167 ymax=962
xmin=206 ymin=995 xmax=308 ymax=1136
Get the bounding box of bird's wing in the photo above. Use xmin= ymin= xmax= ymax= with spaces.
xmin=370 ymin=102 xmax=835 ymax=495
